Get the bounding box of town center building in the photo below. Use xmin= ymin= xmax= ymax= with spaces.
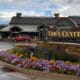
xmin=0 ymin=13 xmax=80 ymax=39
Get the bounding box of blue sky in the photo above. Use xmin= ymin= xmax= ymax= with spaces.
xmin=0 ymin=0 xmax=80 ymax=24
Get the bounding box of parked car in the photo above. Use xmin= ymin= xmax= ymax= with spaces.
xmin=12 ymin=36 xmax=32 ymax=42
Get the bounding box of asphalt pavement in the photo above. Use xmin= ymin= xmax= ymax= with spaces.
xmin=0 ymin=41 xmax=13 ymax=50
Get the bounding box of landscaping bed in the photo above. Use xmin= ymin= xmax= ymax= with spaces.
xmin=0 ymin=46 xmax=80 ymax=76
xmin=0 ymin=62 xmax=78 ymax=80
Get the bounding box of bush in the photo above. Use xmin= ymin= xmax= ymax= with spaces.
xmin=34 ymin=47 xmax=44 ymax=59
xmin=13 ymin=47 xmax=23 ymax=53
xmin=34 ymin=47 xmax=80 ymax=62
xmin=12 ymin=46 xmax=80 ymax=62
xmin=12 ymin=47 xmax=31 ymax=58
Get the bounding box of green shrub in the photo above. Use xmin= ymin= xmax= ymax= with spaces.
xmin=34 ymin=47 xmax=44 ymax=59
xmin=12 ymin=46 xmax=80 ymax=62
xmin=13 ymin=47 xmax=23 ymax=53
xmin=35 ymin=47 xmax=80 ymax=62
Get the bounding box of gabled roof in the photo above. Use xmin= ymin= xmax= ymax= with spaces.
xmin=9 ymin=15 xmax=80 ymax=26
xmin=69 ymin=16 xmax=80 ymax=25
xmin=10 ymin=16 xmax=55 ymax=25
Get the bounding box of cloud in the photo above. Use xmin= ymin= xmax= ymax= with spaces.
xmin=0 ymin=10 xmax=46 ymax=19
xmin=67 ymin=0 xmax=80 ymax=4
xmin=0 ymin=10 xmax=46 ymax=24
xmin=22 ymin=11 xmax=45 ymax=16
xmin=0 ymin=0 xmax=80 ymax=24
xmin=0 ymin=11 xmax=16 ymax=24
xmin=0 ymin=0 xmax=59 ymax=19
xmin=0 ymin=0 xmax=25 ymax=3
xmin=0 ymin=0 xmax=59 ymax=10
xmin=54 ymin=0 xmax=80 ymax=5
xmin=53 ymin=0 xmax=80 ymax=16
xmin=0 ymin=12 xmax=16 ymax=19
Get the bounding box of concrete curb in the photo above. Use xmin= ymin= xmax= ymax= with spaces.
xmin=0 ymin=61 xmax=79 ymax=80
xmin=0 ymin=62 xmax=29 ymax=74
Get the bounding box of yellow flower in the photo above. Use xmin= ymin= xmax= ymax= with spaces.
xmin=16 ymin=53 xmax=19 ymax=56
xmin=19 ymin=53 xmax=24 ymax=57
xmin=65 ymin=61 xmax=72 ymax=65
xmin=30 ymin=56 xmax=38 ymax=60
xmin=50 ymin=60 xmax=56 ymax=64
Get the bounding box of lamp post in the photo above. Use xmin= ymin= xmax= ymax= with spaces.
xmin=38 ymin=28 xmax=44 ymax=41
xmin=45 ymin=27 xmax=48 ymax=42
xmin=43 ymin=25 xmax=49 ymax=42
xmin=12 ymin=37 xmax=15 ymax=49
xmin=41 ymin=28 xmax=44 ymax=41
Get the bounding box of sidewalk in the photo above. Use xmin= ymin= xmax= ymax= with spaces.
xmin=5 ymin=70 xmax=80 ymax=80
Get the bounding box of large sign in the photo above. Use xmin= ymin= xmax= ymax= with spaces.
xmin=48 ymin=31 xmax=80 ymax=37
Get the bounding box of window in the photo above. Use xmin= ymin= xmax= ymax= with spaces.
xmin=57 ymin=20 xmax=73 ymax=27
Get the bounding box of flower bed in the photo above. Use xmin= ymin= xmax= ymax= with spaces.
xmin=0 ymin=50 xmax=80 ymax=75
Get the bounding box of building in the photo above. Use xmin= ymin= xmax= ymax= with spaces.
xmin=0 ymin=13 xmax=80 ymax=39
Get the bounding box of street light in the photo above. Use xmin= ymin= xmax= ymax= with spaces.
xmin=38 ymin=26 xmax=44 ymax=41
xmin=43 ymin=25 xmax=49 ymax=42
xmin=12 ymin=37 xmax=15 ymax=49
xmin=45 ymin=27 xmax=48 ymax=42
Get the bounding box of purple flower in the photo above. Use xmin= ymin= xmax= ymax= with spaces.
xmin=0 ymin=50 xmax=8 ymax=57
xmin=77 ymin=65 xmax=80 ymax=72
xmin=11 ymin=57 xmax=20 ymax=64
xmin=5 ymin=54 xmax=21 ymax=64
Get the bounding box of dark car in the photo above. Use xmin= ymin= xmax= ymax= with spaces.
xmin=12 ymin=36 xmax=32 ymax=42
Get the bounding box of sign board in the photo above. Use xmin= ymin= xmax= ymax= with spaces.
xmin=48 ymin=31 xmax=80 ymax=37
xmin=47 ymin=31 xmax=80 ymax=43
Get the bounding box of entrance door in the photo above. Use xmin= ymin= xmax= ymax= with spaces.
xmin=11 ymin=32 xmax=20 ymax=37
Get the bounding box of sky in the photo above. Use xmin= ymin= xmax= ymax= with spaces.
xmin=0 ymin=0 xmax=80 ymax=24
